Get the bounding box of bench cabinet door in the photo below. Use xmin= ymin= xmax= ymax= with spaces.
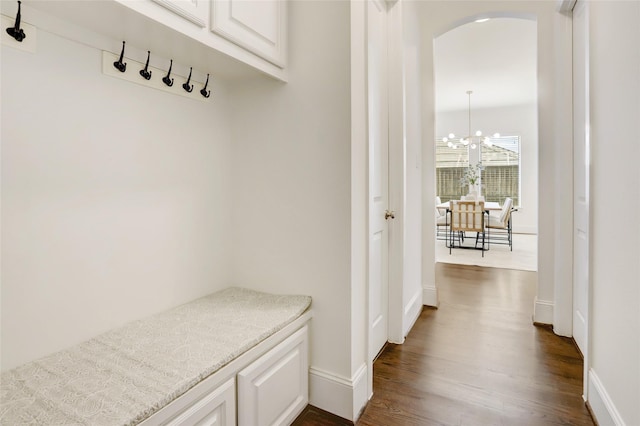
xmin=165 ymin=377 xmax=236 ymax=426
xmin=237 ymin=325 xmax=309 ymax=426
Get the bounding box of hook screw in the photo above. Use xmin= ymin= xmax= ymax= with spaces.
xmin=183 ymin=67 xmax=194 ymax=93
xmin=113 ymin=41 xmax=127 ymax=73
xmin=200 ymin=74 xmax=211 ymax=98
xmin=139 ymin=51 xmax=152 ymax=80
xmin=163 ymin=60 xmax=174 ymax=87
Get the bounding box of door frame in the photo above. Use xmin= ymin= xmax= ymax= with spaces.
xmin=570 ymin=0 xmax=591 ymax=399
xmin=366 ymin=0 xmax=390 ymax=369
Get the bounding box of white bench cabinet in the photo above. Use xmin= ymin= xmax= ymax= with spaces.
xmin=0 ymin=288 xmax=311 ymax=426
xmin=151 ymin=324 xmax=309 ymax=426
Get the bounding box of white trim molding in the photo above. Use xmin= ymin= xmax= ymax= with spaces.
xmin=556 ymin=0 xmax=577 ymax=15
xmin=404 ymin=290 xmax=423 ymax=337
xmin=309 ymin=363 xmax=368 ymax=421
xmin=533 ymin=297 xmax=554 ymax=325
xmin=588 ymin=368 xmax=627 ymax=426
xmin=423 ymin=285 xmax=439 ymax=308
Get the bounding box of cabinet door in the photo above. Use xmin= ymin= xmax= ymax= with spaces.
xmin=151 ymin=0 xmax=209 ymax=27
xmin=164 ymin=377 xmax=236 ymax=426
xmin=237 ymin=326 xmax=308 ymax=426
xmin=211 ymin=0 xmax=286 ymax=67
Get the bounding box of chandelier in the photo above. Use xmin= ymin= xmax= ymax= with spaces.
xmin=442 ymin=90 xmax=500 ymax=150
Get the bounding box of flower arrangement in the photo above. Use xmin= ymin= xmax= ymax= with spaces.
xmin=460 ymin=163 xmax=484 ymax=187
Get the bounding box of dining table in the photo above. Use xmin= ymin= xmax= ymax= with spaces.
xmin=437 ymin=200 xmax=501 ymax=211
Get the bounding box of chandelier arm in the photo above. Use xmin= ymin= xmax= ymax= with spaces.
xmin=441 ymin=90 xmax=500 ymax=149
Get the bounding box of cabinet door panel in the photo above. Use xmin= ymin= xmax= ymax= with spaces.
xmin=237 ymin=326 xmax=308 ymax=426
xmin=152 ymin=0 xmax=208 ymax=27
xmin=211 ymin=0 xmax=286 ymax=67
xmin=165 ymin=377 xmax=235 ymax=426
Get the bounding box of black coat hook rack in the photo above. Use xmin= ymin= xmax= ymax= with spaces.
xmin=139 ymin=51 xmax=152 ymax=80
xmin=113 ymin=41 xmax=127 ymax=73
xmin=200 ymin=74 xmax=211 ymax=98
xmin=163 ymin=60 xmax=174 ymax=87
xmin=6 ymin=0 xmax=26 ymax=42
xmin=104 ymin=48 xmax=212 ymax=101
xmin=183 ymin=67 xmax=194 ymax=93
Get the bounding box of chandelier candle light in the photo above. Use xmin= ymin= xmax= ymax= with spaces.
xmin=442 ymin=90 xmax=500 ymax=150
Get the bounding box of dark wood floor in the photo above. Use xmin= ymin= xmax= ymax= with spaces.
xmin=293 ymin=263 xmax=594 ymax=426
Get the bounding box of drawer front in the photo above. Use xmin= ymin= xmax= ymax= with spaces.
xmin=238 ymin=325 xmax=309 ymax=426
xmin=165 ymin=377 xmax=236 ymax=426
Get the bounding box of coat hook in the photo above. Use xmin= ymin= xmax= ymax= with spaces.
xmin=113 ymin=41 xmax=127 ymax=73
xmin=139 ymin=51 xmax=152 ymax=80
xmin=200 ymin=74 xmax=211 ymax=98
xmin=182 ymin=67 xmax=194 ymax=93
xmin=6 ymin=1 xmax=26 ymax=42
xmin=162 ymin=59 xmax=174 ymax=87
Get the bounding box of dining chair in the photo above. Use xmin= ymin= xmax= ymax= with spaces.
xmin=486 ymin=197 xmax=514 ymax=251
xmin=460 ymin=195 xmax=485 ymax=202
xmin=436 ymin=196 xmax=447 ymax=217
xmin=448 ymin=200 xmax=488 ymax=256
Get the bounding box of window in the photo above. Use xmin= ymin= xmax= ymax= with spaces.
xmin=435 ymin=138 xmax=469 ymax=202
xmin=480 ymin=136 xmax=521 ymax=206
xmin=436 ymin=135 xmax=521 ymax=206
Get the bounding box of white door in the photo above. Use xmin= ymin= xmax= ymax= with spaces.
xmin=368 ymin=0 xmax=390 ymax=363
xmin=572 ymin=0 xmax=590 ymax=366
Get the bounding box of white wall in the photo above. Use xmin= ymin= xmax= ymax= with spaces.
xmin=436 ymin=103 xmax=538 ymax=233
xmin=588 ymin=1 xmax=640 ymax=425
xmin=1 ymin=29 xmax=234 ymax=371
xmin=228 ymin=0 xmax=355 ymax=416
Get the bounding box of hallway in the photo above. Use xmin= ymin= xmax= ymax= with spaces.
xmin=295 ymin=263 xmax=594 ymax=425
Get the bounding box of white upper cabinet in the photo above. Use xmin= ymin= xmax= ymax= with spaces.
xmin=11 ymin=0 xmax=288 ymax=81
xmin=151 ymin=0 xmax=209 ymax=27
xmin=211 ymin=0 xmax=286 ymax=67
xmin=145 ymin=0 xmax=286 ymax=70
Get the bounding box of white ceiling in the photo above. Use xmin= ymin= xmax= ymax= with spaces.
xmin=435 ymin=17 xmax=537 ymax=112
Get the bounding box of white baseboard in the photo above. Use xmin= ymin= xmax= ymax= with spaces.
xmin=422 ymin=285 xmax=439 ymax=308
xmin=533 ymin=297 xmax=553 ymax=324
xmin=403 ymin=290 xmax=423 ymax=337
xmin=588 ymin=369 xmax=626 ymax=426
xmin=513 ymin=227 xmax=537 ymax=234
xmin=309 ymin=363 xmax=368 ymax=421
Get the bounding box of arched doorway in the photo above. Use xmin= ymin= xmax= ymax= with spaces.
xmin=417 ymin=2 xmax=574 ymax=334
xmin=433 ymin=17 xmax=538 ymax=272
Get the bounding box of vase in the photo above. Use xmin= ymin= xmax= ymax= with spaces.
xmin=467 ymin=184 xmax=479 ymax=200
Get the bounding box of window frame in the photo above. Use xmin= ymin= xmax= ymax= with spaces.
xmin=480 ymin=135 xmax=522 ymax=207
